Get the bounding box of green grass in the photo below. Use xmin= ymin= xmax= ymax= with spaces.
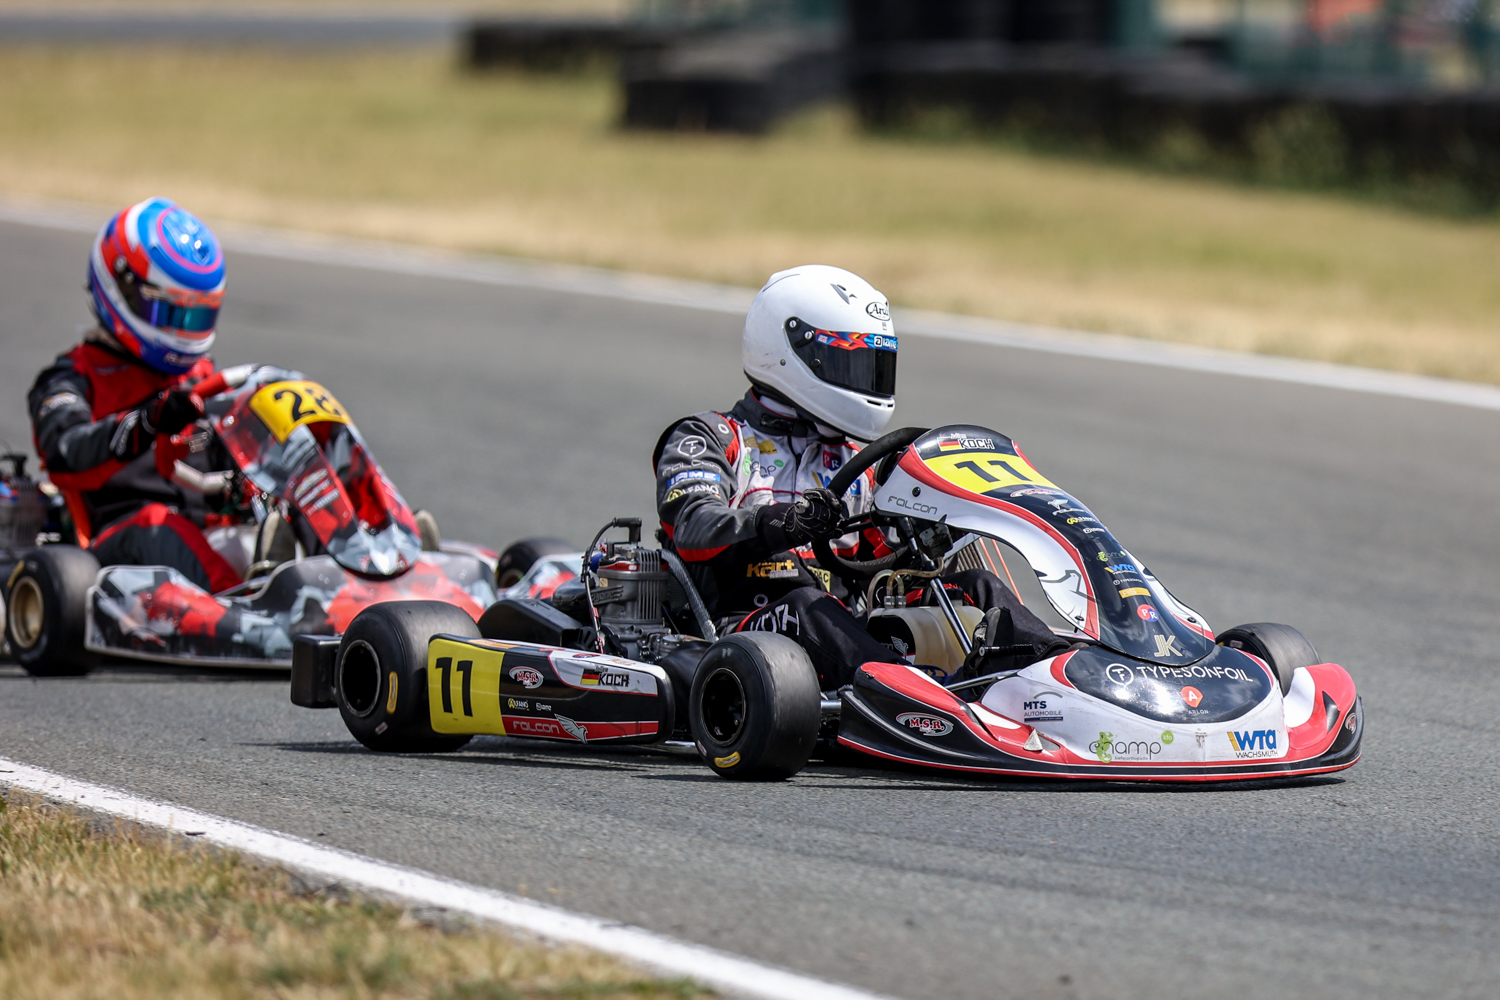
xmin=0 ymin=793 xmax=707 ymax=1000
xmin=1 ymin=45 xmax=1498 ymax=382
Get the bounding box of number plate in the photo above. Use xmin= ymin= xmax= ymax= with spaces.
xmin=248 ymin=380 xmax=350 ymax=442
xmin=922 ymin=452 xmax=1057 ymax=494
xmin=428 ymin=638 xmax=509 ymax=735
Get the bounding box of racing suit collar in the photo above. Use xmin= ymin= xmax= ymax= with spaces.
xmin=737 ymin=389 xmax=847 ymax=444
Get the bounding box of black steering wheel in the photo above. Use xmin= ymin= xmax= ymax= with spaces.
xmin=812 ymin=426 xmax=929 ymax=586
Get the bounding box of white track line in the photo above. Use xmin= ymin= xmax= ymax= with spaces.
xmin=5 ymin=194 xmax=1500 ymax=414
xmin=0 ymin=757 xmax=894 ymax=1000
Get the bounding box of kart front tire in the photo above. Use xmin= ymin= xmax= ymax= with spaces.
xmin=1217 ymin=622 xmax=1320 ymax=696
xmin=5 ymin=546 xmax=99 ymax=677
xmin=690 ymin=632 xmax=821 ymax=781
xmin=495 ymin=537 xmax=575 ymax=590
xmin=337 ymin=601 xmax=477 ymax=753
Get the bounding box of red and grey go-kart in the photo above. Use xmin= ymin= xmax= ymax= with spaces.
xmin=2 ymin=365 xmax=496 ymax=675
xmin=295 ymin=425 xmax=1361 ymax=782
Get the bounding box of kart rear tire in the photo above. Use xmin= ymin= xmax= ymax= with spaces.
xmin=1217 ymin=622 xmax=1320 ymax=696
xmin=5 ymin=546 xmax=99 ymax=677
xmin=690 ymin=632 xmax=821 ymax=781
xmin=495 ymin=537 xmax=575 ymax=589
xmin=337 ymin=601 xmax=477 ymax=753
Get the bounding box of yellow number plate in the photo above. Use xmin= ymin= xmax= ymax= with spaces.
xmin=428 ymin=638 xmax=508 ymax=735
xmin=248 ymin=380 xmax=349 ymax=442
xmin=923 ymin=452 xmax=1057 ymax=495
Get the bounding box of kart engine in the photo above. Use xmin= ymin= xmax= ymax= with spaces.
xmin=577 ymin=518 xmax=711 ymax=664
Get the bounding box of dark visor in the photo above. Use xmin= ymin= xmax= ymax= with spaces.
xmin=119 ymin=274 xmax=219 ymax=333
xmin=786 ymin=318 xmax=897 ymax=399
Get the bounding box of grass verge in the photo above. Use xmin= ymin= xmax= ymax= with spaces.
xmin=0 ymin=45 xmax=1498 ymax=383
xmin=0 ymin=792 xmax=705 ymax=1000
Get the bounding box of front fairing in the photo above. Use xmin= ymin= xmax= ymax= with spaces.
xmin=875 ymin=426 xmax=1216 ymax=665
xmin=209 ymin=366 xmax=422 ymax=577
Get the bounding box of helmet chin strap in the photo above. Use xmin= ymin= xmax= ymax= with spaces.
xmin=749 ymin=385 xmax=849 ymax=441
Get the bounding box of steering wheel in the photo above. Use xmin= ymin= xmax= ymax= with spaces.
xmin=812 ymin=426 xmax=929 ymax=587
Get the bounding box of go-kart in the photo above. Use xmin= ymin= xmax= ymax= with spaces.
xmin=3 ymin=365 xmax=497 ymax=676
xmin=295 ymin=424 xmax=1362 ymax=782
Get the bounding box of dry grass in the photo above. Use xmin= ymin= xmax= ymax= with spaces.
xmin=0 ymin=792 xmax=705 ymax=1000
xmin=0 ymin=46 xmax=1498 ymax=382
xmin=0 ymin=2 xmax=632 ymax=12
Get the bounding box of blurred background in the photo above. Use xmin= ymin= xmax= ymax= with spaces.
xmin=1 ymin=0 xmax=1497 ymax=383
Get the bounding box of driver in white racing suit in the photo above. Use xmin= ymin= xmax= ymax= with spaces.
xmin=654 ymin=265 xmax=1067 ymax=691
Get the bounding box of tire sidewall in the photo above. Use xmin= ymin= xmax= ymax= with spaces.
xmin=690 ymin=632 xmax=820 ymax=780
xmin=7 ymin=547 xmax=98 ymax=677
xmin=691 ymin=638 xmax=777 ymax=776
xmin=336 ymin=601 xmax=474 ymax=752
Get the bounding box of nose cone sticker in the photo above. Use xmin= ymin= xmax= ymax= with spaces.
xmin=1180 ymin=686 xmax=1204 ymax=708
xmin=1137 ymin=604 xmax=1160 ymax=621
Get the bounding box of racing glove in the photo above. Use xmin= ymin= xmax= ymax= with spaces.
xmin=110 ymin=388 xmax=204 ymax=460
xmin=756 ymin=487 xmax=848 ymax=551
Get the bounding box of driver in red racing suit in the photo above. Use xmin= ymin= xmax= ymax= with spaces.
xmin=655 ymin=265 xmax=1068 ymax=691
xmin=27 ymin=198 xmax=239 ymax=595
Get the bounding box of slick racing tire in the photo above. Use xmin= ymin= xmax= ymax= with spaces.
xmin=337 ymin=601 xmax=477 ymax=753
xmin=690 ymin=632 xmax=821 ymax=781
xmin=495 ymin=537 xmax=575 ymax=590
xmin=1217 ymin=622 xmax=1320 ymax=696
xmin=5 ymin=546 xmax=99 ymax=677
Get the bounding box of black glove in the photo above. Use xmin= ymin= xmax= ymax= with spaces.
xmin=757 ymin=487 xmax=847 ymax=550
xmin=110 ymin=388 xmax=204 ymax=460
xmin=141 ymin=388 xmax=204 ymax=438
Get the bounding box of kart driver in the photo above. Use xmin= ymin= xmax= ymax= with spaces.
xmin=27 ymin=197 xmax=241 ymax=594
xmin=654 ymin=264 xmax=1068 ymax=691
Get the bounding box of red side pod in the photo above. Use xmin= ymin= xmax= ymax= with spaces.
xmin=1287 ymin=663 xmax=1359 ymax=759
xmin=852 ymin=662 xmax=1086 ymax=765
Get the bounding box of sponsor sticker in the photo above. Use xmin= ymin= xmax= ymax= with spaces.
xmin=1022 ymin=697 xmax=1063 ymax=723
xmin=1161 ymin=730 xmax=1175 ymax=744
xmin=1091 ymin=731 xmax=1164 ymax=763
xmin=1118 ymin=587 xmax=1151 ymax=598
xmin=714 ymin=751 xmax=741 ymax=768
xmin=885 ymin=493 xmax=938 ymax=515
xmin=580 ymin=667 xmax=632 ymax=689
xmin=865 ymin=300 xmax=891 ymax=321
xmin=509 ymin=666 xmax=543 ymax=690
xmin=1137 ymin=605 xmax=1160 ymax=622
xmin=676 ymin=435 xmax=707 ymax=458
xmin=896 ymin=713 xmax=953 ymax=737
xmin=1180 ymin=685 xmax=1203 ymax=708
xmin=1012 ymin=487 xmax=1066 ymax=498
xmin=668 ymin=469 xmax=721 ymax=487
xmin=1226 ymin=729 xmax=1279 ymax=758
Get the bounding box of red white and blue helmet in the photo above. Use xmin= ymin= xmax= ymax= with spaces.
xmin=87 ymin=197 xmax=225 ymax=374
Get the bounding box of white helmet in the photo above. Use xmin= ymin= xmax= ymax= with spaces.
xmin=743 ymin=265 xmax=896 ymax=441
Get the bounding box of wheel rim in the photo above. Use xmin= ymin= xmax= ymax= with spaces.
xmin=699 ymin=667 xmax=747 ymax=747
xmin=338 ymin=640 xmax=382 ymax=717
xmin=9 ymin=577 xmax=44 ymax=650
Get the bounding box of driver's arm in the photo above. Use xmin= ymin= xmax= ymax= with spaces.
xmin=28 ymin=359 xmax=128 ymax=474
xmin=655 ymin=417 xmax=777 ymax=566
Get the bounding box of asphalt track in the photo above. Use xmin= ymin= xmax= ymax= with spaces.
xmin=2 ymin=216 xmax=1499 ymax=999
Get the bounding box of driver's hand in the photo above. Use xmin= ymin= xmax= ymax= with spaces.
xmin=142 ymin=388 xmax=204 ymax=438
xmin=787 ymin=488 xmax=848 ymax=544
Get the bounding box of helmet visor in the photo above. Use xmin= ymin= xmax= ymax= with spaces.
xmin=138 ymin=298 xmax=219 ymax=333
xmin=788 ymin=324 xmax=897 ymax=399
xmin=116 ymin=273 xmax=219 ymax=334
